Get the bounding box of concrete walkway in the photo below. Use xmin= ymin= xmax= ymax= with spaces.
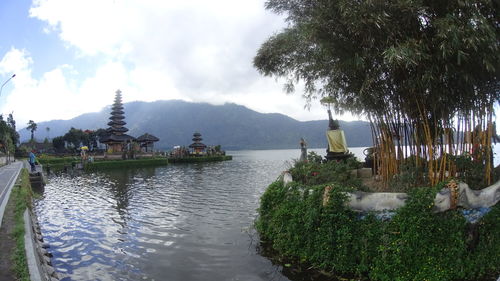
xmin=0 ymin=161 xmax=23 ymax=227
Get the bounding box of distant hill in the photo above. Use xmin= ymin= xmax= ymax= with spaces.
xmin=19 ymin=100 xmax=373 ymax=150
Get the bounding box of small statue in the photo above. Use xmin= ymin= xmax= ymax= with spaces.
xmin=300 ymin=138 xmax=307 ymax=162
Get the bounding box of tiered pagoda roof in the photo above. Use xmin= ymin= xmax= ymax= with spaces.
xmin=189 ymin=132 xmax=207 ymax=149
xmin=137 ymin=133 xmax=159 ymax=143
xmin=100 ymin=90 xmax=136 ymax=143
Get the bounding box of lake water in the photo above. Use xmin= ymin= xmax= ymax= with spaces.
xmin=34 ymin=146 xmax=499 ymax=281
xmin=35 ymin=148 xmax=360 ymax=281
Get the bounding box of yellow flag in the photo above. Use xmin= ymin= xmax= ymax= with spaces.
xmin=326 ymin=130 xmax=348 ymax=153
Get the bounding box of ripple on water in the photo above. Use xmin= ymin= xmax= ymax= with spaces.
xmin=34 ymin=151 xmax=317 ymax=281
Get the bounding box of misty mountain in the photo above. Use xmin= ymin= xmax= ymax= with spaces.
xmin=19 ymin=100 xmax=373 ymax=150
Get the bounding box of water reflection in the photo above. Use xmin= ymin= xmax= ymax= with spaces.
xmin=35 ymin=149 xmax=360 ymax=281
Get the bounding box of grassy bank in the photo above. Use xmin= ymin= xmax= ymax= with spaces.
xmin=11 ymin=169 xmax=32 ymax=281
xmin=37 ymin=156 xmax=79 ymax=172
xmin=168 ymin=155 xmax=232 ymax=163
xmin=256 ymin=179 xmax=499 ymax=281
xmin=84 ymin=158 xmax=169 ymax=171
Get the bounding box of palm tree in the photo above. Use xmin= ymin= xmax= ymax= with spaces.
xmin=27 ymin=120 xmax=37 ymax=142
xmin=46 ymin=126 xmax=50 ymax=140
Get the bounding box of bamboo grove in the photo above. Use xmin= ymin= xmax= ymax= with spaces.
xmin=254 ymin=0 xmax=499 ymax=187
xmin=368 ymin=97 xmax=497 ymax=187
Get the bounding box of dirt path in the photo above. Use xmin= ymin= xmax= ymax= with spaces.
xmin=0 ymin=192 xmax=18 ymax=281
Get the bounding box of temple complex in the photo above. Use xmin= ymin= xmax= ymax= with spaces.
xmin=99 ymin=90 xmax=136 ymax=153
xmin=189 ymin=132 xmax=207 ymax=155
xmin=137 ymin=133 xmax=160 ymax=152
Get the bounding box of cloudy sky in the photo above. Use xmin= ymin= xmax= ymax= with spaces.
xmin=0 ymin=0 xmax=359 ymax=129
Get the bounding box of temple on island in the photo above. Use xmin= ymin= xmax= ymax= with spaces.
xmin=169 ymin=131 xmax=229 ymax=161
xmin=189 ymin=132 xmax=207 ymax=155
xmin=100 ymin=90 xmax=136 ymax=153
xmin=137 ymin=133 xmax=160 ymax=152
xmin=99 ymin=90 xmax=159 ymax=158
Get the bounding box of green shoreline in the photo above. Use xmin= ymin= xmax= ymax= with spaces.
xmin=168 ymin=155 xmax=232 ymax=163
xmin=83 ymin=158 xmax=169 ymax=171
xmin=38 ymin=155 xmax=232 ymax=172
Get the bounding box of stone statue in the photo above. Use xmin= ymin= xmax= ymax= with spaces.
xmin=281 ymin=171 xmax=500 ymax=214
xmin=300 ymin=138 xmax=307 ymax=162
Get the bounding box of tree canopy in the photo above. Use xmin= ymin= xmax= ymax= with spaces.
xmin=27 ymin=120 xmax=38 ymax=141
xmin=0 ymin=113 xmax=19 ymax=155
xmin=255 ymin=0 xmax=498 ymax=117
xmin=254 ymin=0 xmax=499 ymax=185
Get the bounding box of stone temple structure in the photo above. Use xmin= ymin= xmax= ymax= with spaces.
xmin=189 ymin=132 xmax=207 ymax=155
xmin=100 ymin=90 xmax=136 ymax=153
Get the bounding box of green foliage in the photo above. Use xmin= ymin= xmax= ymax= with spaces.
xmin=389 ymin=160 xmax=428 ymax=192
xmin=257 ymin=182 xmax=383 ymax=276
xmin=51 ymin=136 xmax=66 ymax=152
xmin=254 ymin=0 xmax=498 ymax=183
xmin=11 ymin=169 xmax=32 ymax=281
xmin=63 ymin=127 xmax=84 ymax=149
xmin=306 ymin=151 xmax=322 ymax=164
xmin=39 ymin=155 xmax=97 ymax=172
xmin=37 ymin=155 xmax=79 ymax=167
xmin=289 ymin=157 xmax=361 ymax=187
xmin=84 ymin=158 xmax=169 ymax=171
xmin=463 ymin=204 xmax=500 ymax=279
xmin=26 ymin=120 xmax=37 ymax=141
xmin=257 ymin=181 xmax=500 ymax=280
xmin=168 ymin=155 xmax=232 ymax=163
xmin=370 ymin=187 xmax=468 ymax=281
xmin=0 ymin=113 xmax=19 ymax=154
xmin=254 ymin=0 xmax=498 ymax=118
xmin=450 ymin=154 xmax=492 ymax=189
xmin=52 ymin=127 xmax=107 ymax=153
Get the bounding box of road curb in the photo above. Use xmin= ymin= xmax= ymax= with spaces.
xmin=24 ymin=208 xmax=60 ymax=281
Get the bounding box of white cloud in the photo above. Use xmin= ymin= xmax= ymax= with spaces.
xmin=0 ymin=48 xmax=74 ymax=126
xmin=0 ymin=0 xmax=357 ymax=127
xmin=0 ymin=49 xmax=191 ymax=127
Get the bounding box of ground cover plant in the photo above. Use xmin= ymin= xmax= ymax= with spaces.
xmin=257 ymin=177 xmax=500 ymax=281
xmin=11 ymin=169 xmax=32 ymax=281
xmin=258 ymin=156 xmax=499 ymax=280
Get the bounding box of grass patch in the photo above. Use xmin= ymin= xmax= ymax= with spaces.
xmin=37 ymin=156 xmax=80 ymax=173
xmin=11 ymin=168 xmax=32 ymax=281
xmin=37 ymin=156 xmax=77 ymax=165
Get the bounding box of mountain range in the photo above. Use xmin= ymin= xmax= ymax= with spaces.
xmin=19 ymin=100 xmax=373 ymax=150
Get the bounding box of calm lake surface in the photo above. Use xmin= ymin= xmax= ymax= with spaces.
xmin=36 ymin=148 xmax=366 ymax=281
xmin=34 ymin=146 xmax=500 ymax=281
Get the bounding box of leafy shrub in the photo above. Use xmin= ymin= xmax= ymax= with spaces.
xmin=389 ymin=162 xmax=427 ymax=192
xmin=450 ymin=154 xmax=492 ymax=189
xmin=289 ymin=157 xmax=361 ymax=188
xmin=257 ymin=181 xmax=383 ymax=277
xmin=306 ymin=151 xmax=323 ymax=163
xmin=257 ymin=181 xmax=500 ymax=280
xmin=370 ymin=187 xmax=469 ymax=281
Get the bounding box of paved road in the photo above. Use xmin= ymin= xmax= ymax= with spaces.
xmin=0 ymin=161 xmax=23 ymax=227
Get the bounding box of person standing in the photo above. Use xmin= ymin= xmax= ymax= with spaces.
xmin=29 ymin=150 xmax=36 ymax=172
